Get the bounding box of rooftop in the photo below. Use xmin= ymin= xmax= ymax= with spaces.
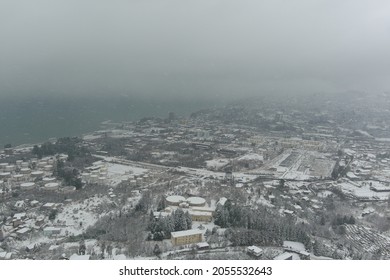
xmin=171 ymin=229 xmax=203 ymax=238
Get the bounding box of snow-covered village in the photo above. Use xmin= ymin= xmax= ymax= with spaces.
xmin=1 ymin=93 xmax=390 ymax=260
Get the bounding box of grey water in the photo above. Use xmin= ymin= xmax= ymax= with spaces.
xmin=0 ymin=95 xmax=218 ymax=147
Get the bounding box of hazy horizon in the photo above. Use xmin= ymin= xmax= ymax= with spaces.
xmin=1 ymin=0 xmax=390 ymax=100
xmin=0 ymin=94 xmax=223 ymax=147
xmin=1 ymin=0 xmax=390 ymax=146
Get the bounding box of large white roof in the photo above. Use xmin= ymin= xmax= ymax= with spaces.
xmin=166 ymin=195 xmax=186 ymax=204
xmin=45 ymin=182 xmax=59 ymax=188
xmin=20 ymin=182 xmax=35 ymax=187
xmin=186 ymin=196 xmax=206 ymax=205
xmin=189 ymin=211 xmax=212 ymax=217
xmin=171 ymin=229 xmax=203 ymax=238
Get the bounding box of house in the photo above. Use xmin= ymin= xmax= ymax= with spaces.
xmin=299 ymin=251 xmax=311 ymax=260
xmin=0 ymin=251 xmax=13 ymax=260
xmin=42 ymin=203 xmax=56 ymax=209
xmin=283 ymin=241 xmax=310 ymax=260
xmin=14 ymin=212 xmax=27 ymax=220
xmin=196 ymin=242 xmax=210 ymax=250
xmin=171 ymin=229 xmax=203 ymax=246
xmin=16 ymin=227 xmax=31 ymax=236
xmin=14 ymin=200 xmax=26 ymax=210
xmin=43 ymin=226 xmax=61 ymax=237
xmin=30 ymin=200 xmax=40 ymax=207
xmin=247 ymin=245 xmax=263 ymax=257
xmin=35 ymin=217 xmax=45 ymax=227
xmin=12 ymin=219 xmax=24 ymax=228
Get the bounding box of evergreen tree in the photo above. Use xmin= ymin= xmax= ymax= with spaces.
xmin=157 ymin=196 xmax=167 ymax=211
xmin=320 ymin=215 xmax=326 ymax=226
xmin=173 ymin=208 xmax=187 ymax=231
xmin=165 ymin=215 xmax=175 ymax=237
xmin=153 ymin=244 xmax=162 ymax=257
xmin=313 ymin=240 xmax=321 ymax=256
xmin=184 ymin=211 xmax=192 ymax=230
xmin=214 ymin=204 xmax=224 ymax=226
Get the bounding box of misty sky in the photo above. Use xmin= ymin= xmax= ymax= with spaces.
xmin=1 ymin=0 xmax=390 ymax=99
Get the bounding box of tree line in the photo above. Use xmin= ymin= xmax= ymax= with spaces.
xmin=54 ymin=160 xmax=83 ymax=190
xmin=32 ymin=137 xmax=90 ymax=161
xmin=147 ymin=208 xmax=192 ymax=241
xmin=215 ymin=200 xmax=312 ymax=249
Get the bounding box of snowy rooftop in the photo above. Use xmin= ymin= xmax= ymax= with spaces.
xmin=186 ymin=197 xmax=206 ymax=205
xmin=166 ymin=195 xmax=186 ymax=204
xmin=191 ymin=206 xmax=215 ymax=212
xmin=14 ymin=213 xmax=26 ymax=219
xmin=171 ymin=229 xmax=203 ymax=238
xmin=196 ymin=242 xmax=209 ymax=248
xmin=16 ymin=227 xmax=30 ymax=234
xmin=217 ymin=197 xmax=227 ymax=206
xmin=273 ymin=252 xmax=294 ymax=260
xmin=20 ymin=182 xmax=35 ymax=187
xmin=247 ymin=245 xmax=263 ymax=255
xmin=44 ymin=227 xmax=61 ymax=232
xmin=189 ymin=211 xmax=212 ymax=217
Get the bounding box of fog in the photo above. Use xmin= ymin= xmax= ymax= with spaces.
xmin=1 ymin=0 xmax=390 ymax=99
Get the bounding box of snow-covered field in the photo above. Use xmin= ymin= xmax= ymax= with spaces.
xmin=57 ymin=195 xmax=111 ymax=235
xmin=176 ymin=166 xmax=257 ymax=182
xmin=206 ymin=158 xmax=230 ymax=170
xmin=106 ymin=163 xmax=146 ymax=177
xmin=338 ymin=181 xmax=390 ymax=200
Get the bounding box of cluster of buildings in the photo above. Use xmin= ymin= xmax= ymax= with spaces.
xmin=0 ymin=154 xmax=72 ymax=196
xmin=154 ymin=195 xmax=215 ymax=224
xmin=2 ymin=97 xmax=390 ymax=260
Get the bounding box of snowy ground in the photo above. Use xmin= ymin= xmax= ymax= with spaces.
xmin=106 ymin=163 xmax=146 ymax=177
xmin=338 ymin=180 xmax=390 ymax=200
xmin=57 ymin=195 xmax=111 ymax=235
xmin=11 ymin=235 xmax=53 ymax=254
xmin=176 ymin=166 xmax=257 ymax=182
xmin=206 ymin=158 xmax=230 ymax=170
xmin=105 ymin=163 xmax=148 ymax=186
xmin=249 ymin=149 xmax=334 ymax=180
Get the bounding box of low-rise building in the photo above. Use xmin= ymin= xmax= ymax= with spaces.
xmin=189 ymin=211 xmax=212 ymax=222
xmin=196 ymin=242 xmax=210 ymax=250
xmin=247 ymin=245 xmax=263 ymax=257
xmin=171 ymin=229 xmax=203 ymax=246
xmin=43 ymin=226 xmax=61 ymax=237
